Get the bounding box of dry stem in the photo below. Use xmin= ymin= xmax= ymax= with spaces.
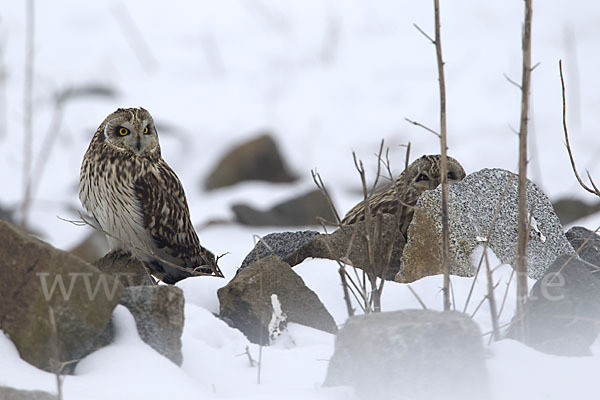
xmin=515 ymin=0 xmax=533 ymax=340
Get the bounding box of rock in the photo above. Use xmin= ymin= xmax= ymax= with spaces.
xmin=93 ymin=251 xmax=154 ymax=286
xmin=285 ymin=214 xmax=406 ymax=281
xmin=0 ymin=202 xmax=16 ymax=224
xmin=0 ymin=386 xmax=57 ymax=400
xmin=399 ymin=168 xmax=574 ymax=283
xmin=0 ymin=220 xmax=124 ymax=373
xmin=69 ymin=230 xmax=109 ymax=263
xmin=552 ymin=198 xmax=600 ymax=225
xmin=218 ymin=256 xmax=337 ymax=344
xmin=507 ymin=254 xmax=600 ymax=356
xmin=239 ymin=230 xmax=320 ymax=269
xmin=324 ymin=310 xmax=489 ymax=400
xmin=204 ymin=134 xmax=296 ymax=190
xmin=232 ymin=189 xmax=336 ymax=226
xmin=120 ymin=285 xmax=184 ymax=365
xmin=565 ymin=226 xmax=600 ymax=276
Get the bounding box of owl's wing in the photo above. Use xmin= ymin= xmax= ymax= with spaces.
xmin=134 ymin=160 xmax=219 ymax=280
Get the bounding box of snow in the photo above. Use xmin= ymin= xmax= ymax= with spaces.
xmin=2 ymin=0 xmax=600 ymax=398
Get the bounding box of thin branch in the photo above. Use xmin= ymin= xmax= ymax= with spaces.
xmin=560 ymin=59 xmax=600 ymax=196
xmin=515 ymin=0 xmax=533 ymax=340
xmin=432 ymin=0 xmax=451 ymax=312
xmin=413 ymin=23 xmax=435 ymax=44
xmin=404 ymin=117 xmax=441 ymax=138
xmin=20 ymin=0 xmax=35 ymax=229
xmin=503 ymin=73 xmax=522 ymax=90
xmin=407 ymin=284 xmax=428 ymax=310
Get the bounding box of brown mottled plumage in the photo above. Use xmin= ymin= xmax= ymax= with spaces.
xmin=342 ymin=154 xmax=466 ymax=237
xmin=79 ymin=107 xmax=220 ymax=284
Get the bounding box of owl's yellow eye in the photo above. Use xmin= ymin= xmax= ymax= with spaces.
xmin=118 ymin=127 xmax=129 ymax=136
xmin=143 ymin=126 xmax=149 ymax=135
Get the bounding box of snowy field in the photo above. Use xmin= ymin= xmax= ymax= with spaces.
xmin=1 ymin=0 xmax=600 ymax=399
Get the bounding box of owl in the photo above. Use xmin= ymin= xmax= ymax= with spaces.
xmin=79 ymin=107 xmax=221 ymax=284
xmin=341 ymin=154 xmax=466 ymax=238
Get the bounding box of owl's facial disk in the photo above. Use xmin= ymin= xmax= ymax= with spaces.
xmin=103 ymin=108 xmax=159 ymax=155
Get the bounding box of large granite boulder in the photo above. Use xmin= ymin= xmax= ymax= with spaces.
xmin=508 ymin=254 xmax=600 ymax=356
xmin=204 ymin=133 xmax=296 ymax=190
xmin=218 ymin=256 xmax=337 ymax=344
xmin=232 ymin=189 xmax=336 ymax=226
xmin=324 ymin=310 xmax=489 ymax=400
xmin=399 ymin=168 xmax=574 ymax=283
xmin=0 ymin=220 xmax=123 ymax=373
xmin=120 ymin=285 xmax=185 ymax=365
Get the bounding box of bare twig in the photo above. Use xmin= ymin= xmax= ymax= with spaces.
xmin=484 ymin=251 xmax=500 ymax=341
xmin=407 ymin=284 xmax=428 ymax=310
xmin=515 ymin=0 xmax=533 ymax=340
xmin=413 ymin=23 xmax=435 ymax=44
xmin=111 ymin=3 xmax=158 ymax=72
xmin=404 ymin=118 xmax=440 ymax=138
xmin=559 ymin=60 xmax=600 ymax=197
xmin=48 ymin=308 xmax=64 ymax=400
xmin=20 ymin=0 xmax=35 ymax=229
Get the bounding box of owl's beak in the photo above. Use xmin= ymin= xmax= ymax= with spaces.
xmin=135 ymin=134 xmax=142 ymax=153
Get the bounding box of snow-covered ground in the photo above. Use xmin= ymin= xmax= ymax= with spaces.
xmin=1 ymin=0 xmax=600 ymax=399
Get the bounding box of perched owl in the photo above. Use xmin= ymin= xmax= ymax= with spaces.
xmin=342 ymin=154 xmax=466 ymax=238
xmin=79 ymin=107 xmax=221 ymax=284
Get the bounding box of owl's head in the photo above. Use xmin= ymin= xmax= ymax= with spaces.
xmin=405 ymin=154 xmax=466 ymax=194
xmin=99 ymin=107 xmax=160 ymax=156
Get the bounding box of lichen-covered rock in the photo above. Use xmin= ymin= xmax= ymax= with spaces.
xmin=287 ymin=214 xmax=406 ymax=281
xmin=239 ymin=230 xmax=320 ymax=269
xmin=232 ymin=189 xmax=336 ymax=227
xmin=508 ymin=254 xmax=600 ymax=356
xmin=399 ymin=168 xmax=574 ymax=283
xmin=218 ymin=256 xmax=337 ymax=344
xmin=0 ymin=220 xmax=124 ymax=373
xmin=204 ymin=133 xmax=296 ymax=190
xmin=93 ymin=251 xmax=154 ymax=286
xmin=324 ymin=310 xmax=489 ymax=400
xmin=0 ymin=386 xmax=57 ymax=400
xmin=120 ymin=285 xmax=184 ymax=365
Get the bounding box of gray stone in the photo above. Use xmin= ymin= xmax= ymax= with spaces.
xmin=239 ymin=230 xmax=320 ymax=269
xmin=324 ymin=310 xmax=489 ymax=400
xmin=0 ymin=220 xmax=123 ymax=373
xmin=565 ymin=226 xmax=600 ymax=277
xmin=120 ymin=285 xmax=184 ymax=365
xmin=0 ymin=386 xmax=57 ymax=400
xmin=93 ymin=251 xmax=154 ymax=287
xmin=399 ymin=168 xmax=574 ymax=283
xmin=507 ymin=254 xmax=600 ymax=356
xmin=204 ymin=133 xmax=297 ymax=190
xmin=285 ymin=214 xmax=406 ymax=281
xmin=232 ymin=189 xmax=336 ymax=227
xmin=218 ymin=256 xmax=337 ymax=344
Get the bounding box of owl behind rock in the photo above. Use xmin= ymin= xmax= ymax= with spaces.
xmin=79 ymin=107 xmax=221 ymax=284
xmin=342 ymin=154 xmax=466 ymax=238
